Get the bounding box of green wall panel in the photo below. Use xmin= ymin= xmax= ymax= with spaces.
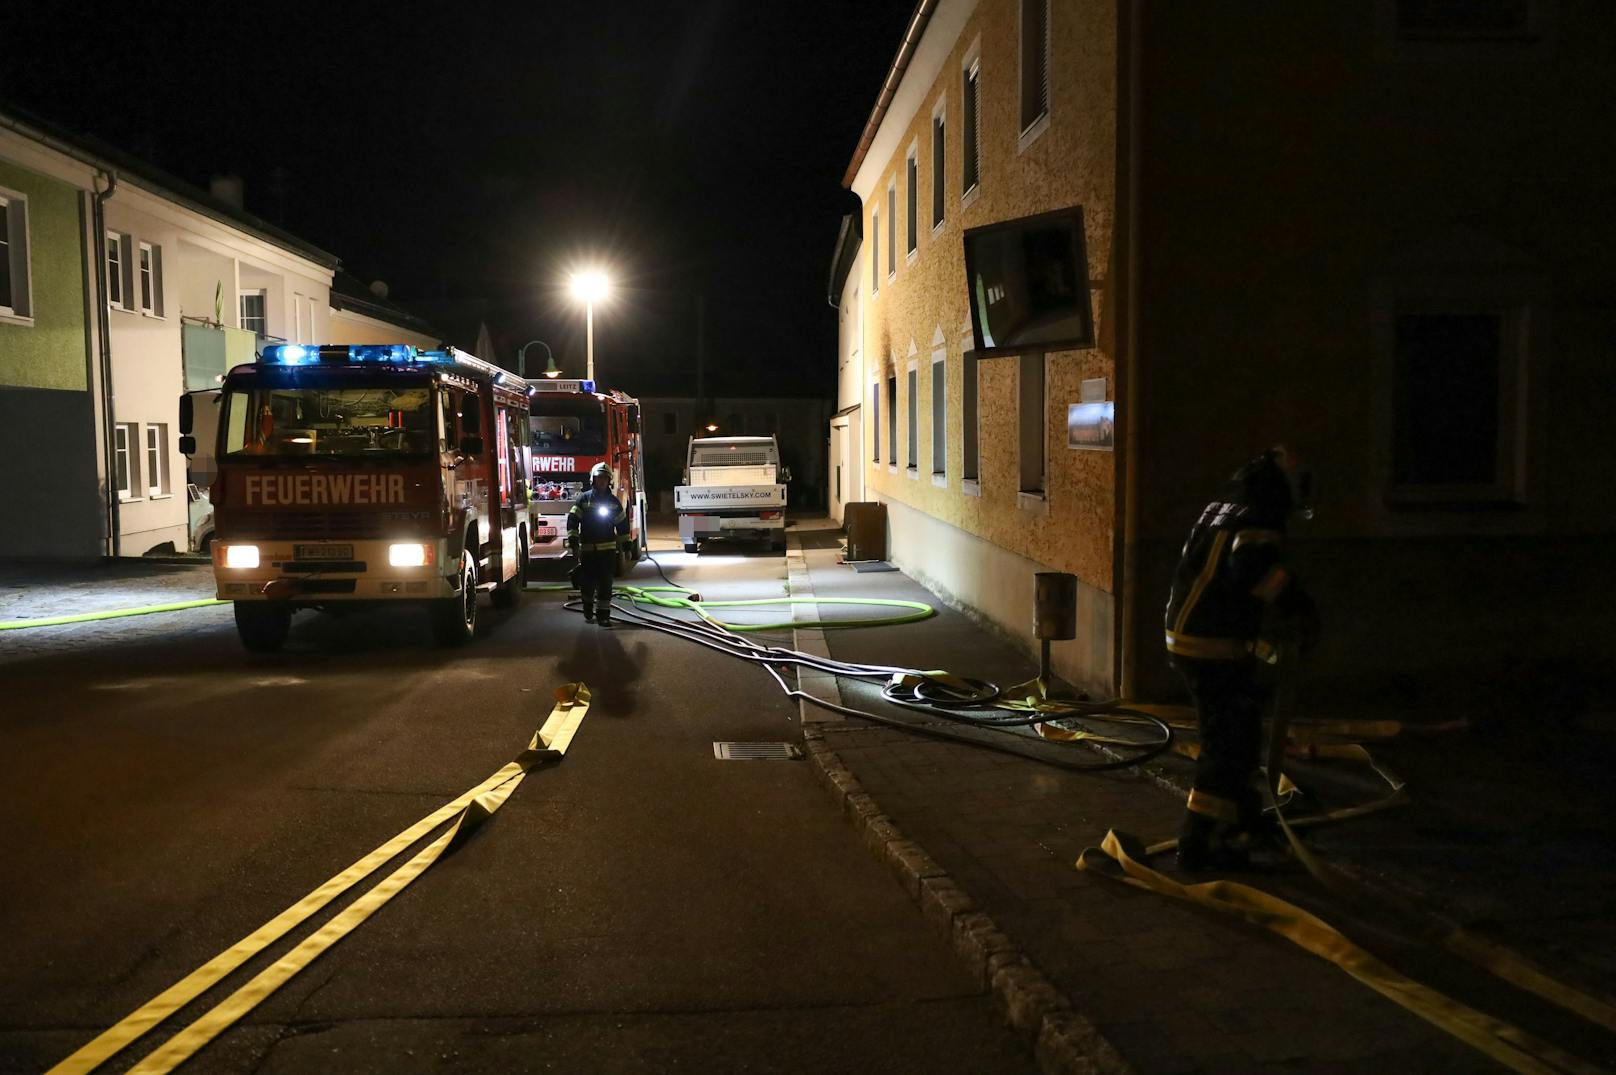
xmin=0 ymin=158 xmax=88 ymax=391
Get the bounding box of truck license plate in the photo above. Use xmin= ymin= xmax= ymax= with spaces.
xmin=536 ymin=526 xmax=557 ymax=538
xmin=295 ymin=544 xmax=353 ymax=560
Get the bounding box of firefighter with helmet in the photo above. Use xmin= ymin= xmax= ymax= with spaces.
xmin=1164 ymin=446 xmax=1320 ymax=872
xmin=567 ymin=462 xmax=632 ymax=625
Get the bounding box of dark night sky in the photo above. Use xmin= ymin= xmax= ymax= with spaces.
xmin=2 ymin=2 xmax=914 ymax=397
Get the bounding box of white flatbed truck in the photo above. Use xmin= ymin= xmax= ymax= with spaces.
xmin=674 ymin=435 xmax=788 ymax=553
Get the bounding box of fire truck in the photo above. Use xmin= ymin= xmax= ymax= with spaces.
xmin=180 ymin=343 xmax=534 ymax=652
xmin=526 ymin=378 xmax=647 ymax=574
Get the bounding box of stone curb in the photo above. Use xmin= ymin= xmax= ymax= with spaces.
xmin=788 ymin=533 xmax=1134 ymax=1075
xmin=802 ymin=725 xmax=1134 ymax=1075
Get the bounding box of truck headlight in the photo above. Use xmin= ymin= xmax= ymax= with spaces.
xmin=389 ymin=543 xmax=430 ymax=567
xmin=224 ymin=544 xmax=260 ymax=569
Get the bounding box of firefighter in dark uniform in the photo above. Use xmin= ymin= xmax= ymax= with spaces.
xmin=1164 ymin=447 xmax=1319 ymax=871
xmin=567 ymin=462 xmax=632 ymax=626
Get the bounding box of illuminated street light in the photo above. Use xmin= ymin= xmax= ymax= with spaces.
xmin=517 ymin=339 xmax=556 ymax=379
xmin=567 ymin=271 xmax=611 ymax=382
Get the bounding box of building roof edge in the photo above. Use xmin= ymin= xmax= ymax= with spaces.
xmin=841 ymin=0 xmax=939 ymax=189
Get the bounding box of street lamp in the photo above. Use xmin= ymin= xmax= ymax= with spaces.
xmin=567 ymin=271 xmax=611 ymax=382
xmin=518 ymin=339 xmax=558 ymax=379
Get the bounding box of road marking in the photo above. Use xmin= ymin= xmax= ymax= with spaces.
xmin=49 ymin=682 xmax=592 ymax=1075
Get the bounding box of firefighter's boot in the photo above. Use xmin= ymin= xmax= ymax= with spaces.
xmin=582 ymin=604 xmax=595 ymax=623
xmin=1175 ymin=811 xmax=1250 ymax=873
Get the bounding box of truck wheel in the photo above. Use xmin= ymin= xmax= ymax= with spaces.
xmin=431 ymin=550 xmax=478 ymax=646
xmin=684 ymin=542 xmax=699 ymax=555
xmin=493 ymin=533 xmax=526 ymax=608
xmin=771 ymin=535 xmax=787 ymax=553
xmin=234 ymin=602 xmax=291 ymax=653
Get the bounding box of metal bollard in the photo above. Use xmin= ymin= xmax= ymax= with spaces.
xmin=1033 ymin=572 xmax=1077 ymax=681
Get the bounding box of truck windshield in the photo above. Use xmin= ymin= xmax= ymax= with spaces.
xmin=531 ymin=397 xmax=606 ymax=456
xmin=221 ymin=382 xmax=437 ymax=458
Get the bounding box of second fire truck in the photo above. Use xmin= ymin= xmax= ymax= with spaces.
xmin=527 ymin=378 xmax=648 ymax=574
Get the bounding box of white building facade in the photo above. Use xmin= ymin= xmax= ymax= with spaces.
xmin=101 ymin=184 xmax=335 ymax=554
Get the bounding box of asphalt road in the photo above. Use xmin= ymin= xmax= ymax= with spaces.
xmin=0 ymin=526 xmax=1036 ymax=1074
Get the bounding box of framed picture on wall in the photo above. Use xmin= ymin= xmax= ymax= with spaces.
xmin=1067 ymin=401 xmax=1114 ymax=451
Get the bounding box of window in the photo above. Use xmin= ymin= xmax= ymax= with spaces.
xmin=931 ymin=104 xmax=946 ymax=231
xmin=114 ymin=423 xmax=138 ymax=500
xmin=887 ymin=375 xmax=898 ymax=465
xmin=439 ymin=389 xmax=460 ymax=451
xmin=662 ymin=411 xmax=677 ymax=435
xmin=1018 ymin=352 xmax=1046 ymax=494
xmin=307 ymin=295 xmax=317 ymax=341
xmin=962 ymin=57 xmax=982 ymax=197
xmin=0 ymin=190 xmax=32 ymax=320
xmin=240 ymin=290 xmax=267 ymax=335
xmin=931 ymin=353 xmax=946 ymax=475
xmin=906 ymin=365 xmax=918 ymax=469
xmin=138 ymin=242 xmax=164 ymax=317
xmin=905 ymin=147 xmax=918 ymax=257
xmin=293 ymin=292 xmax=305 ymax=342
xmin=144 ymin=423 xmax=169 ymax=497
xmin=1388 ymin=303 xmax=1524 ymax=503
xmin=106 ymin=231 xmax=129 ymax=310
xmin=1019 ymin=0 xmax=1051 ymax=137
xmin=886 ymin=181 xmax=896 ymax=279
xmin=962 ymin=349 xmax=980 ymax=482
xmin=871 ymin=208 xmax=881 ymax=295
xmin=872 ymin=382 xmax=881 ymax=462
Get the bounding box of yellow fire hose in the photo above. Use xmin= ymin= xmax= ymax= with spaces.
xmin=0 ymin=599 xmax=227 ymax=631
xmin=1080 ymin=649 xmax=1616 ymax=1074
xmin=49 ymin=683 xmax=592 ymax=1075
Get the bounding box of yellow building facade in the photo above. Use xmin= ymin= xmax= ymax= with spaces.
xmin=843 ymin=0 xmax=1616 ymax=712
xmin=848 ymin=0 xmax=1120 ymax=693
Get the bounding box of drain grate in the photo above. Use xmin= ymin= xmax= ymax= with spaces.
xmin=713 ymin=741 xmax=804 ymax=761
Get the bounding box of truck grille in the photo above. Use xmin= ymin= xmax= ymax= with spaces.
xmin=243 ymin=514 xmax=391 ymax=539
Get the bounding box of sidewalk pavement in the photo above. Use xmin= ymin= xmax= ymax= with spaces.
xmin=785 ymin=525 xmax=1616 ymax=1075
xmin=0 ymin=558 xmax=227 ymax=665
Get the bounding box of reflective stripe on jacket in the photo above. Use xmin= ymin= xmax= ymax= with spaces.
xmin=1164 ymin=504 xmax=1296 ymax=662
xmin=567 ymin=489 xmax=630 ymax=545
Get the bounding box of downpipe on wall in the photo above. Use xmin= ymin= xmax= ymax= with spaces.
xmin=91 ymin=170 xmax=119 ymax=557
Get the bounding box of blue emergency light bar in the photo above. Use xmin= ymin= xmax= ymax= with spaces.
xmin=261 ymin=343 xmax=441 ymax=366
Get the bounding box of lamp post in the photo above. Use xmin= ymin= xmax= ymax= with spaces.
xmin=518 ymin=339 xmax=558 ymax=379
xmin=567 ymin=271 xmax=610 ymax=382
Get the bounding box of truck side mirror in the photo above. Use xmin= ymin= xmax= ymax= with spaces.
xmin=179 ymin=434 xmax=197 ymax=456
xmin=627 ymin=406 xmax=640 ymax=434
xmin=459 ymin=435 xmax=485 ymax=456
xmin=178 ymin=394 xmax=194 ymax=435
xmin=780 ymin=466 xmax=793 ymax=483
